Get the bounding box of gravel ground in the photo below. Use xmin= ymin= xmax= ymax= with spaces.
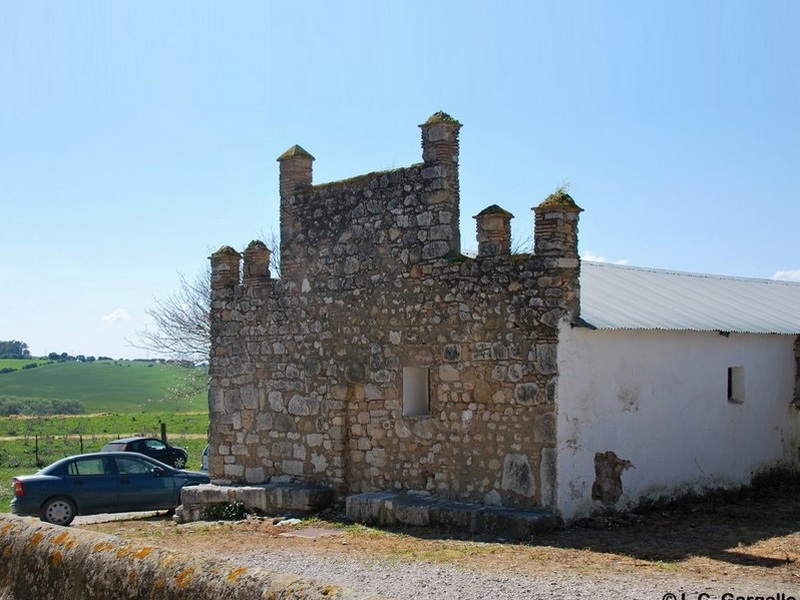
xmin=70 ymin=507 xmax=800 ymax=600
xmin=228 ymin=548 xmax=795 ymax=600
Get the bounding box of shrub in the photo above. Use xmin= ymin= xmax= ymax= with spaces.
xmin=0 ymin=397 xmax=85 ymax=416
xmin=202 ymin=501 xmax=249 ymax=521
xmin=0 ymin=400 xmax=22 ymax=415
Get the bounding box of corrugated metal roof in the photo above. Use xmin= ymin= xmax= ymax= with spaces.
xmin=579 ymin=262 xmax=800 ymax=334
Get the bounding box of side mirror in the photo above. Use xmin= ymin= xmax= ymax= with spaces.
xmin=153 ymin=466 xmax=165 ymax=477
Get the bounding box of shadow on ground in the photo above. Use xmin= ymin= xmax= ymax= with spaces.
xmin=74 ymin=473 xmax=800 ymax=580
xmin=348 ymin=474 xmax=800 ymax=571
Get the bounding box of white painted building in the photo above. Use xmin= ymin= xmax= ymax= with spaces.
xmin=555 ymin=262 xmax=800 ymax=520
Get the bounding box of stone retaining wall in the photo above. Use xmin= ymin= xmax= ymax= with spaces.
xmin=0 ymin=515 xmax=385 ymax=600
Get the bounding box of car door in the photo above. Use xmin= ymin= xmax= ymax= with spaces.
xmin=64 ymin=456 xmax=118 ymax=513
xmin=113 ymin=455 xmax=176 ymax=511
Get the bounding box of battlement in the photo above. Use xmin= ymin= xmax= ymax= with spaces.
xmin=214 ymin=112 xmax=581 ymax=290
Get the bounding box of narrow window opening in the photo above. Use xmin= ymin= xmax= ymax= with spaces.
xmin=403 ymin=367 xmax=430 ymax=416
xmin=727 ymin=366 xmax=745 ymax=404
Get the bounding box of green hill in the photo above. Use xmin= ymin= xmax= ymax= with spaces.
xmin=0 ymin=360 xmax=207 ymax=413
xmin=0 ymin=359 xmax=49 ymax=371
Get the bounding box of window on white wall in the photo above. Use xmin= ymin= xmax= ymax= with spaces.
xmin=727 ymin=366 xmax=745 ymax=404
xmin=403 ymin=367 xmax=430 ymax=416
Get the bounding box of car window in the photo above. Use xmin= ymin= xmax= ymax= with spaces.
xmin=116 ymin=456 xmax=159 ymax=475
xmin=68 ymin=457 xmax=110 ymax=476
xmin=144 ymin=439 xmax=166 ymax=450
xmin=43 ymin=461 xmax=68 ymax=476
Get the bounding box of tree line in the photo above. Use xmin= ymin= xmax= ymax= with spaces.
xmin=46 ymin=353 xmax=111 ymax=363
xmin=0 ymin=340 xmax=30 ymax=359
xmin=0 ymin=340 xmax=120 ymax=363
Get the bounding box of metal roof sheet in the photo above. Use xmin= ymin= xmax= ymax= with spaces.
xmin=579 ymin=262 xmax=800 ymax=334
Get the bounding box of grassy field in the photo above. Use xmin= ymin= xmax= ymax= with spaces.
xmin=0 ymin=360 xmax=207 ymax=412
xmin=0 ymin=359 xmax=210 ymax=513
xmin=0 ymin=358 xmax=50 ymax=370
xmin=0 ymin=411 xmax=208 ymax=437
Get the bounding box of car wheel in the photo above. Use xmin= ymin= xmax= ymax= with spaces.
xmin=173 ymin=455 xmax=186 ymax=469
xmin=41 ymin=497 xmax=76 ymax=526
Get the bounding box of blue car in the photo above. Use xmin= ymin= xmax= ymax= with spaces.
xmin=10 ymin=452 xmax=210 ymax=526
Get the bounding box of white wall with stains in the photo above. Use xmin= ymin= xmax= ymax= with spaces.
xmin=555 ymin=326 xmax=800 ymax=521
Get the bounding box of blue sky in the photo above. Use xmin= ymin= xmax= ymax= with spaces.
xmin=1 ymin=1 xmax=798 ymax=359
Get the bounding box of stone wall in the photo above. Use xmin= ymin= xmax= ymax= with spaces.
xmin=0 ymin=515 xmax=384 ymax=600
xmin=208 ymin=112 xmax=581 ymax=510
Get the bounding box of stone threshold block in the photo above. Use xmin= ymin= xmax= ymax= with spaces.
xmin=176 ymin=482 xmax=335 ymax=523
xmin=345 ymin=491 xmax=562 ymax=539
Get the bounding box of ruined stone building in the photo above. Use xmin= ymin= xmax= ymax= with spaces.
xmin=208 ymin=112 xmax=800 ymax=521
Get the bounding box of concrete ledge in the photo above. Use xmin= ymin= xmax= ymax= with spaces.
xmin=346 ymin=491 xmax=561 ymax=539
xmin=176 ymin=482 xmax=335 ymax=523
xmin=0 ymin=515 xmax=385 ymax=600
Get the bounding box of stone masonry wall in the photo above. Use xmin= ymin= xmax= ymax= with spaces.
xmin=0 ymin=515 xmax=383 ymax=600
xmin=208 ymin=113 xmax=581 ymax=510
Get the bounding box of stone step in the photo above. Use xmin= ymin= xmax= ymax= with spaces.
xmin=176 ymin=482 xmax=335 ymax=523
xmin=346 ymin=491 xmax=561 ymax=539
xmin=177 ymin=483 xmax=561 ymax=539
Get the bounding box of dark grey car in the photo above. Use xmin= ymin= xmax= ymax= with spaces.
xmin=101 ymin=437 xmax=189 ymax=469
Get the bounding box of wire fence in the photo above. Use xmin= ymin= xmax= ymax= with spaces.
xmin=2 ymin=434 xmax=119 ymax=470
xmin=0 ymin=424 xmax=205 ymax=471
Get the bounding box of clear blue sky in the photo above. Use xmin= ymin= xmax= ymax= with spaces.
xmin=1 ymin=1 xmax=797 ymax=359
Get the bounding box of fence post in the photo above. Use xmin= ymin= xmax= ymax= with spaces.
xmin=160 ymin=422 xmax=167 ymax=443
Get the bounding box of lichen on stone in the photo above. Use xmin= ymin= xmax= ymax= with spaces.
xmin=133 ymin=547 xmax=154 ymax=559
xmin=175 ymin=567 xmax=195 ymax=588
xmin=92 ymin=541 xmax=115 ymax=553
xmin=227 ymin=566 xmax=249 ymax=581
xmin=53 ymin=531 xmax=75 ymax=548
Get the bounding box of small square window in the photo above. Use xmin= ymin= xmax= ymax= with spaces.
xmin=728 ymin=366 xmax=744 ymax=404
xmin=403 ymin=367 xmax=430 ymax=416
